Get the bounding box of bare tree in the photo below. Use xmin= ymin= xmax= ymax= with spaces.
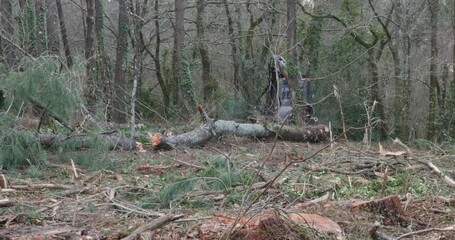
xmin=1 ymin=0 xmax=16 ymax=68
xmin=45 ymin=0 xmax=60 ymax=55
xmin=223 ymin=0 xmax=240 ymax=92
xmin=150 ymin=0 xmax=170 ymax=115
xmin=196 ymin=0 xmax=218 ymax=102
xmin=427 ymin=0 xmax=440 ymax=141
xmin=287 ymin=0 xmax=297 ymax=65
xmin=94 ymin=0 xmax=110 ymax=108
xmin=112 ymin=0 xmax=130 ymax=122
xmin=85 ymin=0 xmax=96 ymax=105
xmin=172 ymin=0 xmax=185 ymax=108
xmin=35 ymin=0 xmax=46 ymax=56
xmin=56 ymin=0 xmax=73 ymax=67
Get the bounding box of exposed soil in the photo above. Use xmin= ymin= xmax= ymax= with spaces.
xmin=1 ymin=137 xmax=455 ymax=239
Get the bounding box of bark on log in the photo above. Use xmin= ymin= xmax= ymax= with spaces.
xmin=151 ymin=106 xmax=328 ymax=150
xmin=38 ymin=133 xmax=137 ymax=151
xmin=36 ymin=106 xmax=328 ymax=151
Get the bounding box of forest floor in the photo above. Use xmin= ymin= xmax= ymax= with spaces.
xmin=1 ymin=134 xmax=455 ymax=239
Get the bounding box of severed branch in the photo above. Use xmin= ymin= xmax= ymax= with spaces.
xmin=11 ymin=183 xmax=73 ymax=190
xmin=392 ymin=138 xmax=455 ymax=187
xmin=425 ymin=162 xmax=455 ymax=187
xmin=0 ymin=198 xmax=14 ymax=207
xmin=121 ymin=214 xmax=184 ymax=240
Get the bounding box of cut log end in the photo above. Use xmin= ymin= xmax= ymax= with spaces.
xmin=149 ymin=132 xmax=175 ymax=150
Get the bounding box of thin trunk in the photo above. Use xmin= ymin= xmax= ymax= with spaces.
xmin=85 ymin=0 xmax=96 ymax=104
xmin=56 ymin=0 xmax=73 ymax=67
xmin=172 ymin=0 xmax=184 ymax=107
xmin=452 ymin=0 xmax=455 ymax=137
xmin=130 ymin=0 xmax=143 ymax=138
xmin=153 ymin=0 xmax=170 ymax=115
xmin=19 ymin=0 xmax=36 ymax=56
xmin=35 ymin=0 xmax=46 ymax=56
xmin=196 ymin=0 xmax=217 ymax=101
xmin=1 ymin=0 xmax=16 ymax=68
xmin=112 ymin=0 xmax=129 ymax=122
xmin=223 ymin=0 xmax=240 ymax=92
xmin=287 ymin=0 xmax=297 ymax=64
xmin=392 ymin=0 xmax=403 ymax=138
xmin=286 ymin=0 xmax=305 ymax=124
xmin=94 ymin=0 xmax=110 ymax=110
xmin=259 ymin=1 xmax=276 ymax=108
xmin=45 ymin=0 xmax=60 ymax=55
xmin=427 ymin=0 xmax=440 ymax=141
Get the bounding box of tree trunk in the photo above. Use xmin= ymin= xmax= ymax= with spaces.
xmin=152 ymin=0 xmax=171 ymax=116
xmin=287 ymin=0 xmax=297 ymax=65
xmin=0 ymin=0 xmax=16 ymax=68
xmin=130 ymin=0 xmax=146 ymax=138
xmin=34 ymin=0 xmax=46 ymax=56
xmin=392 ymin=0 xmax=404 ymax=138
xmin=94 ymin=0 xmax=110 ymax=112
xmin=286 ymin=0 xmax=305 ymax=124
xmin=223 ymin=0 xmax=240 ymax=92
xmin=151 ymin=106 xmax=329 ymax=150
xmin=45 ymin=0 xmax=60 ymax=55
xmin=85 ymin=0 xmax=96 ymax=105
xmin=173 ymin=0 xmax=189 ymax=113
xmin=196 ymin=0 xmax=218 ymax=102
xmin=427 ymin=0 xmax=440 ymax=141
xmin=452 ymin=0 xmax=455 ymax=137
xmin=56 ymin=0 xmax=73 ymax=67
xmin=112 ymin=0 xmax=130 ymax=122
xmin=38 ymin=133 xmax=137 ymax=151
xmin=18 ymin=0 xmax=37 ymax=56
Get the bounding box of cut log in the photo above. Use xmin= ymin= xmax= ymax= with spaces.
xmin=151 ymin=105 xmax=328 ymax=150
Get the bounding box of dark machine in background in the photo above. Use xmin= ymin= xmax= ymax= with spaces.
xmin=260 ymin=55 xmax=317 ymax=124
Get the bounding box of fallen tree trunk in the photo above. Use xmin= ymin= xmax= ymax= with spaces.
xmin=151 ymin=105 xmax=328 ymax=150
xmin=36 ymin=106 xmax=328 ymax=151
xmin=38 ymin=132 xmax=137 ymax=151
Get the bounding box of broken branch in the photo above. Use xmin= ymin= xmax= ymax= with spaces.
xmin=121 ymin=214 xmax=184 ymax=240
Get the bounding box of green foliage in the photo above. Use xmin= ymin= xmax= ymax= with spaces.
xmin=17 ymin=3 xmax=37 ymax=55
xmin=219 ymin=94 xmax=249 ymax=119
xmin=0 ymin=115 xmax=47 ymax=169
xmin=4 ymin=57 xmax=82 ymax=119
xmin=158 ymin=155 xmax=256 ymax=208
xmin=338 ymin=170 xmax=447 ymax=199
xmin=51 ymin=134 xmax=115 ymax=170
xmin=36 ymin=2 xmax=47 ymax=53
xmin=181 ymin=59 xmax=198 ymax=111
xmin=340 ymin=0 xmax=363 ymax=23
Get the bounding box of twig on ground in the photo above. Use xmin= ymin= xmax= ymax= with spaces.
xmin=394 ymin=225 xmax=455 ymax=240
xmin=424 ymin=161 xmax=455 ymax=187
xmin=380 ymin=166 xmax=388 ymax=198
xmin=0 ymin=198 xmax=14 ymax=207
xmin=121 ymin=214 xmax=184 ymax=240
xmin=35 ymin=200 xmax=63 ymax=214
xmin=70 ymin=159 xmax=79 ymax=179
xmin=102 ymin=191 xmax=164 ymax=217
xmin=392 ymin=138 xmax=411 ymax=154
xmin=159 ymin=152 xmax=203 ymax=170
xmin=11 ymin=183 xmax=73 ymax=190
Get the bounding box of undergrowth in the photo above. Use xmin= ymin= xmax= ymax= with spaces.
xmin=154 ymin=155 xmax=258 ymax=208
